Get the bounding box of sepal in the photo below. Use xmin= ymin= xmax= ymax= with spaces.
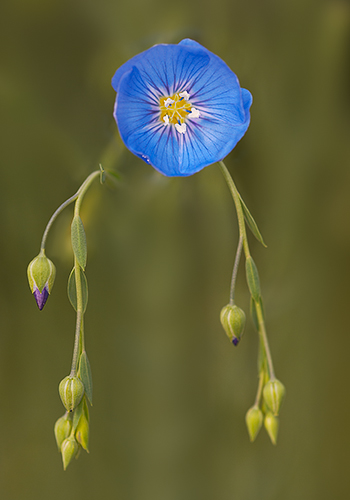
xmin=245 ymin=406 xmax=263 ymax=442
xmin=220 ymin=304 xmax=246 ymax=345
xmin=59 ymin=376 xmax=84 ymax=412
xmin=54 ymin=413 xmax=72 ymax=452
xmin=27 ymin=250 xmax=56 ymax=310
xmin=61 ymin=437 xmax=79 ymax=470
xmin=264 ymin=412 xmax=279 ymax=445
xmin=263 ymin=378 xmax=285 ymax=416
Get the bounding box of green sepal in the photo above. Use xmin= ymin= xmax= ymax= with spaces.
xmin=264 ymin=412 xmax=279 ymax=445
xmin=71 ymin=215 xmax=87 ymax=270
xmin=78 ymin=351 xmax=93 ymax=405
xmin=61 ymin=437 xmax=79 ymax=470
xmin=27 ymin=250 xmax=56 ymax=293
xmin=72 ymin=397 xmax=84 ymax=432
xmin=67 ymin=268 xmax=88 ymax=313
xmin=245 ymin=406 xmax=263 ymax=442
xmin=75 ymin=399 xmax=90 ymax=452
xmin=238 ymin=193 xmax=267 ymax=247
xmin=246 ymin=256 xmax=261 ymax=301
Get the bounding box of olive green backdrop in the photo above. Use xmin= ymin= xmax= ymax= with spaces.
xmin=1 ymin=0 xmax=350 ymax=498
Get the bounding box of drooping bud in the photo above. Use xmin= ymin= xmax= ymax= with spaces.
xmin=59 ymin=376 xmax=84 ymax=412
xmin=61 ymin=436 xmax=79 ymax=470
xmin=245 ymin=406 xmax=263 ymax=442
xmin=263 ymin=378 xmax=286 ymax=416
xmin=27 ymin=250 xmax=56 ymax=310
xmin=220 ymin=304 xmax=246 ymax=345
xmin=264 ymin=412 xmax=279 ymax=445
xmin=75 ymin=412 xmax=90 ymax=452
xmin=54 ymin=413 xmax=72 ymax=452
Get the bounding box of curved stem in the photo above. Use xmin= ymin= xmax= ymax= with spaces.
xmin=74 ymin=171 xmax=101 ymax=216
xmin=40 ymin=193 xmax=78 ymax=251
xmin=219 ymin=161 xmax=250 ymax=259
xmin=40 ymin=170 xmax=101 ymax=251
xmin=229 ymin=235 xmax=243 ymax=304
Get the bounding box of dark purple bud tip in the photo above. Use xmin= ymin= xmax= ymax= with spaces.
xmin=33 ymin=286 xmax=49 ymax=310
xmin=232 ymin=337 xmax=239 ymax=346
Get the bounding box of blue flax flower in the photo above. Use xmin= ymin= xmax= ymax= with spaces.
xmin=112 ymin=39 xmax=252 ymax=177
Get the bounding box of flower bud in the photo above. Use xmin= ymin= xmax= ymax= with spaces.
xmin=263 ymin=378 xmax=285 ymax=416
xmin=245 ymin=406 xmax=263 ymax=442
xmin=61 ymin=437 xmax=79 ymax=470
xmin=264 ymin=412 xmax=279 ymax=445
xmin=54 ymin=413 xmax=72 ymax=452
xmin=76 ymin=412 xmax=89 ymax=452
xmin=59 ymin=376 xmax=84 ymax=412
xmin=220 ymin=304 xmax=246 ymax=345
xmin=27 ymin=250 xmax=56 ymax=310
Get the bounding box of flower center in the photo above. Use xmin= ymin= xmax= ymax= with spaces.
xmin=159 ymin=91 xmax=200 ymax=134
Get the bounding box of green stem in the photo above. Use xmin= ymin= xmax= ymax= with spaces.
xmin=229 ymin=236 xmax=243 ymax=304
xmin=219 ymin=161 xmax=250 ymax=259
xmin=40 ymin=170 xmax=101 ymax=251
xmin=254 ymin=367 xmax=265 ymax=407
xmin=256 ymin=301 xmax=275 ymax=379
xmin=70 ymin=259 xmax=84 ymax=376
xmin=219 ymin=160 xmax=275 ymax=380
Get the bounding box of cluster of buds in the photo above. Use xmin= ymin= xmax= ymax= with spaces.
xmin=246 ymin=377 xmax=285 ymax=444
xmin=55 ymin=374 xmax=90 ymax=469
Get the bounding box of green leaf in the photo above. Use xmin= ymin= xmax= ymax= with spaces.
xmin=67 ymin=268 xmax=88 ymax=313
xmin=238 ymin=194 xmax=267 ymax=247
xmin=72 ymin=397 xmax=84 ymax=432
xmin=79 ymin=351 xmax=93 ymax=405
xmin=71 ymin=215 xmax=87 ymax=269
xmin=246 ymin=256 xmax=261 ymax=301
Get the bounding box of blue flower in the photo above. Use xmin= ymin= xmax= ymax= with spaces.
xmin=112 ymin=39 xmax=252 ymax=177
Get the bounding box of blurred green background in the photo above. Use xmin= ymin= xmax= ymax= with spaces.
xmin=1 ymin=0 xmax=350 ymax=498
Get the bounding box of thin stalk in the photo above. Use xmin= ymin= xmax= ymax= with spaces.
xmin=70 ymin=259 xmax=84 ymax=376
xmin=40 ymin=170 xmax=101 ymax=251
xmin=256 ymin=301 xmax=275 ymax=379
xmin=229 ymin=236 xmax=243 ymax=304
xmin=254 ymin=367 xmax=265 ymax=407
xmin=219 ymin=161 xmax=250 ymax=258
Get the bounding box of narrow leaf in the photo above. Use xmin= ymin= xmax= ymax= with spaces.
xmin=71 ymin=215 xmax=87 ymax=269
xmin=79 ymin=351 xmax=93 ymax=405
xmin=67 ymin=268 xmax=88 ymax=313
xmin=246 ymin=256 xmax=261 ymax=301
xmin=238 ymin=194 xmax=267 ymax=247
xmin=72 ymin=397 xmax=84 ymax=432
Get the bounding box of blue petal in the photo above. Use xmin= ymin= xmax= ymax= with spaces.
xmin=112 ymin=39 xmax=252 ymax=177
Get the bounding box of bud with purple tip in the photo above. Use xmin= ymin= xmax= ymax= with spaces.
xmin=27 ymin=250 xmax=56 ymax=310
xmin=220 ymin=303 xmax=246 ymax=346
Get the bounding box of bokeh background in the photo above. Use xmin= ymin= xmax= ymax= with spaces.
xmin=1 ymin=0 xmax=350 ymax=498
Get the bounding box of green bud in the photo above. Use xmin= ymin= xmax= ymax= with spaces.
xmin=59 ymin=376 xmax=84 ymax=412
xmin=27 ymin=250 xmax=56 ymax=310
xmin=61 ymin=437 xmax=79 ymax=470
xmin=263 ymin=378 xmax=286 ymax=416
xmin=245 ymin=406 xmax=263 ymax=442
xmin=220 ymin=304 xmax=246 ymax=346
xmin=264 ymin=412 xmax=279 ymax=445
xmin=76 ymin=412 xmax=89 ymax=452
xmin=54 ymin=413 xmax=72 ymax=452
xmin=245 ymin=256 xmax=261 ymax=301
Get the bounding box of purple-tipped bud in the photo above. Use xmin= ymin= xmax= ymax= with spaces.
xmin=33 ymin=285 xmax=49 ymax=310
xmin=27 ymin=250 xmax=56 ymax=310
xmin=220 ymin=304 xmax=246 ymax=346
